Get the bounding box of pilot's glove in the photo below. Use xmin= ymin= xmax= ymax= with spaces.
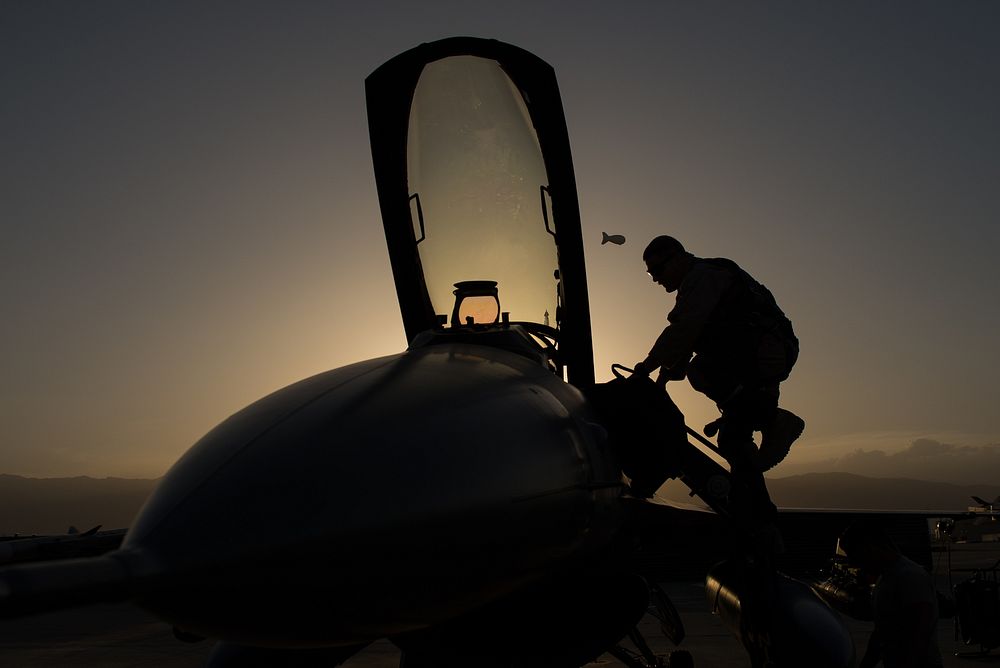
xmin=632 ymin=360 xmax=654 ymax=377
xmin=662 ymin=365 xmax=686 ymax=381
xmin=663 ymin=357 xmax=689 ymax=381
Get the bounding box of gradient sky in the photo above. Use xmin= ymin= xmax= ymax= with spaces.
xmin=2 ymin=2 xmax=999 ymax=483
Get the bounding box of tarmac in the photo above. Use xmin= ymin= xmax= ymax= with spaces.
xmin=1 ymin=543 xmax=998 ymax=667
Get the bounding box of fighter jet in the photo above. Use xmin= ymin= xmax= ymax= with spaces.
xmin=970 ymin=496 xmax=1000 ymax=513
xmin=0 ymin=525 xmax=126 ymax=566
xmin=0 ymin=38 xmax=856 ymax=667
xmin=965 ymin=496 xmax=1000 ymax=529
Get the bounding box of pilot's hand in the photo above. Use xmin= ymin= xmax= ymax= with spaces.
xmin=632 ymin=360 xmax=653 ymax=377
xmin=663 ymin=363 xmax=687 ymax=381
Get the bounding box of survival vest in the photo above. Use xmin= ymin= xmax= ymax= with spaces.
xmin=693 ymin=258 xmax=798 ymax=377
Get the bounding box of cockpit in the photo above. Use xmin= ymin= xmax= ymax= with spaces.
xmin=367 ymin=39 xmax=594 ymax=386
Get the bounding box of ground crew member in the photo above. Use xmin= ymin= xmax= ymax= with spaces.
xmin=839 ymin=520 xmax=944 ymax=668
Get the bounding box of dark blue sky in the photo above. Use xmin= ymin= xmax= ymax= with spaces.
xmin=2 ymin=2 xmax=999 ymax=481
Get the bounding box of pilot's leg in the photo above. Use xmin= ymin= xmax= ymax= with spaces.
xmin=717 ymin=395 xmax=777 ymax=524
xmin=756 ymin=333 xmax=805 ymax=471
xmin=688 ymin=356 xmax=775 ymax=519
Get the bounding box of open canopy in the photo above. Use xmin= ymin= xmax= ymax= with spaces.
xmin=367 ymin=38 xmax=594 ymax=386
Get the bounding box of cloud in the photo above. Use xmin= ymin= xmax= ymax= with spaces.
xmin=906 ymin=438 xmax=954 ymax=456
xmin=782 ymin=438 xmax=1000 ymax=486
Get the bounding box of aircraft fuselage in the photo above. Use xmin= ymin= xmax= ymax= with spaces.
xmin=120 ymin=329 xmax=622 ymax=645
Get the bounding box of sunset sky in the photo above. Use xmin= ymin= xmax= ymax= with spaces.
xmin=3 ymin=2 xmax=999 ymax=484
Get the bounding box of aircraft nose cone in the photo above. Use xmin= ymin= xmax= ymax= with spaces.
xmin=123 ymin=355 xmax=400 ymax=559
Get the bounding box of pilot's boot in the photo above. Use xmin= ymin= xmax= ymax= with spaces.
xmin=704 ymin=416 xmax=725 ymax=438
xmin=757 ymin=408 xmax=805 ymax=472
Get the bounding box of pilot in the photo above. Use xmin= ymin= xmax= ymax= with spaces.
xmin=838 ymin=520 xmax=944 ymax=668
xmin=633 ymin=235 xmax=804 ymax=523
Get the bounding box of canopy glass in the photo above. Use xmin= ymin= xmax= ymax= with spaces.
xmin=406 ymin=56 xmax=558 ymax=327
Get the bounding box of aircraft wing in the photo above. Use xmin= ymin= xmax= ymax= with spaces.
xmin=0 ymin=528 xmax=127 ymax=566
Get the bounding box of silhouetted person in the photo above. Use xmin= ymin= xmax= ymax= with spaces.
xmin=633 ymin=235 xmax=803 ymax=524
xmin=839 ymin=521 xmax=944 ymax=668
